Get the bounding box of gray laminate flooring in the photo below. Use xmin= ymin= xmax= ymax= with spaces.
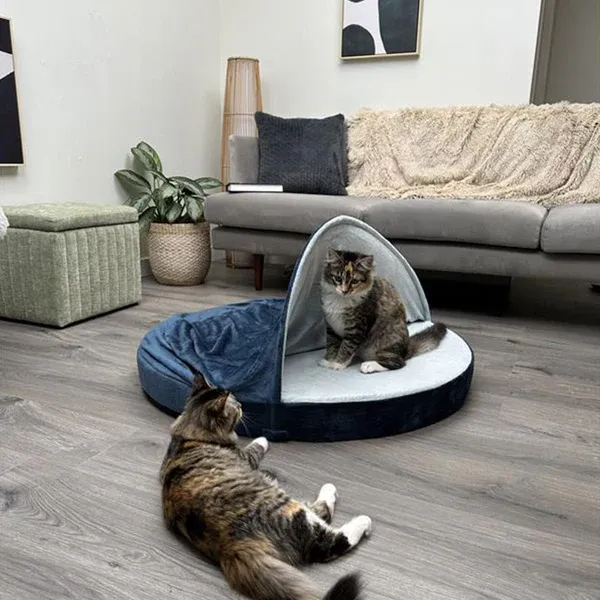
xmin=1 ymin=264 xmax=599 ymax=600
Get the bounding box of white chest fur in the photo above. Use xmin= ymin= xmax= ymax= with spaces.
xmin=322 ymin=292 xmax=346 ymax=336
xmin=321 ymin=281 xmax=366 ymax=337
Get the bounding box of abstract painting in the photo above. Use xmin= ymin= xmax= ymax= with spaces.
xmin=0 ymin=17 xmax=23 ymax=165
xmin=341 ymin=0 xmax=423 ymax=60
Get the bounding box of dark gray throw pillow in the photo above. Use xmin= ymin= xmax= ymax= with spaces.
xmin=255 ymin=112 xmax=348 ymax=195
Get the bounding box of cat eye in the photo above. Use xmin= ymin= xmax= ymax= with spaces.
xmin=332 ymin=275 xmax=341 ymax=284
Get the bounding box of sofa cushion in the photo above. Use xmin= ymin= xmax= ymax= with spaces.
xmin=541 ymin=205 xmax=600 ymax=254
xmin=363 ymin=198 xmax=547 ymax=250
xmin=255 ymin=112 xmax=347 ymax=195
xmin=205 ymin=192 xmax=386 ymax=234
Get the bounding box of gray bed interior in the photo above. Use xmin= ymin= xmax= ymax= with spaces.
xmin=282 ymin=322 xmax=472 ymax=404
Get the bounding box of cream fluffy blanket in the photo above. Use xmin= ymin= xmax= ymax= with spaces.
xmin=346 ymin=103 xmax=600 ymax=206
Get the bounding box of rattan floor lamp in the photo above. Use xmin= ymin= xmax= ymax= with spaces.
xmin=221 ymin=57 xmax=263 ymax=269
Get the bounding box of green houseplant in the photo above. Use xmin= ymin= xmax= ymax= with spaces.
xmin=115 ymin=141 xmax=221 ymax=285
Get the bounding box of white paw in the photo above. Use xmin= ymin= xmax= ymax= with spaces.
xmin=254 ymin=437 xmax=269 ymax=452
xmin=319 ymin=359 xmax=348 ymax=371
xmin=360 ymin=361 xmax=388 ymax=374
xmin=318 ymin=483 xmax=338 ymax=513
xmin=356 ymin=515 xmax=373 ymax=537
xmin=341 ymin=515 xmax=372 ymax=546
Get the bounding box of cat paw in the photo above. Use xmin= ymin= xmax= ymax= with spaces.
xmin=319 ymin=359 xmax=347 ymax=371
xmin=342 ymin=515 xmax=373 ymax=546
xmin=321 ymin=360 xmax=348 ymax=371
xmin=317 ymin=483 xmax=338 ymax=513
xmin=319 ymin=359 xmax=336 ymax=369
xmin=254 ymin=437 xmax=269 ymax=452
xmin=330 ymin=362 xmax=348 ymax=371
xmin=360 ymin=361 xmax=388 ymax=374
xmin=357 ymin=515 xmax=373 ymax=537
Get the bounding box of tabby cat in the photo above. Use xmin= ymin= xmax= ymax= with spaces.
xmin=160 ymin=374 xmax=371 ymax=600
xmin=320 ymin=249 xmax=447 ymax=373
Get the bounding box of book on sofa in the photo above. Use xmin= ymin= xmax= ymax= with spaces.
xmin=226 ymin=183 xmax=283 ymax=193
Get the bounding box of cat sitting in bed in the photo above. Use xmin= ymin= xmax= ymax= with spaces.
xmin=320 ymin=249 xmax=447 ymax=373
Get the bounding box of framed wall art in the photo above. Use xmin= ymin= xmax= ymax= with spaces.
xmin=0 ymin=16 xmax=24 ymax=166
xmin=341 ymin=0 xmax=423 ymax=60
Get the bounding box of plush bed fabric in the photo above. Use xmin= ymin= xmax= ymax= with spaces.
xmin=138 ymin=216 xmax=474 ymax=441
xmin=139 ymin=298 xmax=286 ymax=410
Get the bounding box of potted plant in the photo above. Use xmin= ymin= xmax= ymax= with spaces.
xmin=115 ymin=141 xmax=221 ymax=285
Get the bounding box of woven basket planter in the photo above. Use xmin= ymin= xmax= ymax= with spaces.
xmin=147 ymin=222 xmax=211 ymax=285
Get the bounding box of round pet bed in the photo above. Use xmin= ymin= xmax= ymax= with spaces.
xmin=138 ymin=216 xmax=474 ymax=442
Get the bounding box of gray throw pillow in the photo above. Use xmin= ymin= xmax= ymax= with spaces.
xmin=255 ymin=112 xmax=348 ymax=195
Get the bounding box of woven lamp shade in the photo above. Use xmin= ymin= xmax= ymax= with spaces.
xmin=221 ymin=57 xmax=263 ymax=269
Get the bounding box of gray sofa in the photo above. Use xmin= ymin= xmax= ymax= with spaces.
xmin=205 ymin=136 xmax=600 ymax=290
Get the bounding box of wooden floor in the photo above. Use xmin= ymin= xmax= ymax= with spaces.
xmin=1 ymin=263 xmax=599 ymax=600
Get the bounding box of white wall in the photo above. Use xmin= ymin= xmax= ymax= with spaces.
xmin=0 ymin=0 xmax=221 ymax=206
xmin=0 ymin=0 xmax=544 ymax=209
xmin=544 ymin=0 xmax=600 ymax=103
xmin=219 ymin=0 xmax=542 ymax=117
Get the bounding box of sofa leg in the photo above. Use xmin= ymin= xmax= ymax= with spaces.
xmin=253 ymin=254 xmax=265 ymax=291
xmin=591 ymin=284 xmax=600 ymax=293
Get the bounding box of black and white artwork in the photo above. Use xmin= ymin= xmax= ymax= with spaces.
xmin=0 ymin=17 xmax=23 ymax=165
xmin=341 ymin=0 xmax=422 ymax=60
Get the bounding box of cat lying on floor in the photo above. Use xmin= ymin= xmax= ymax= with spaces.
xmin=160 ymin=374 xmax=370 ymax=600
xmin=320 ymin=249 xmax=447 ymax=373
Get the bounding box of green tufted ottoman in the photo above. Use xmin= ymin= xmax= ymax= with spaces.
xmin=0 ymin=203 xmax=142 ymax=327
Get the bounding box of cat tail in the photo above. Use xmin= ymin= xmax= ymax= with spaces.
xmin=406 ymin=322 xmax=447 ymax=359
xmin=323 ymin=573 xmax=362 ymax=600
xmin=221 ymin=548 xmax=362 ymax=600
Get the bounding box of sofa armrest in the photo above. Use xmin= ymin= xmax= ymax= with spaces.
xmin=229 ymin=135 xmax=258 ymax=184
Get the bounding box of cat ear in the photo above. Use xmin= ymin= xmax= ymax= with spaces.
xmin=186 ymin=381 xmax=219 ymax=407
xmin=186 ymin=372 xmax=213 ymax=405
xmin=192 ymin=372 xmax=214 ymax=392
xmin=326 ymin=248 xmax=343 ymax=264
xmin=207 ymin=393 xmax=228 ymax=414
xmin=356 ymin=255 xmax=374 ymax=270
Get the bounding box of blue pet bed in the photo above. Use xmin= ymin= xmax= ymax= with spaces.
xmin=137 ymin=216 xmax=474 ymax=442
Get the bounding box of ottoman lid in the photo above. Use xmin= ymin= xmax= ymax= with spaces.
xmin=2 ymin=203 xmax=138 ymax=232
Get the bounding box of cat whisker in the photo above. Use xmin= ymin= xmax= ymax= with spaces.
xmin=242 ymin=414 xmax=259 ymax=427
xmin=239 ymin=416 xmax=252 ymax=437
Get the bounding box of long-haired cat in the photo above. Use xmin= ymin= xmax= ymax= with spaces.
xmin=160 ymin=374 xmax=370 ymax=600
xmin=320 ymin=249 xmax=447 ymax=373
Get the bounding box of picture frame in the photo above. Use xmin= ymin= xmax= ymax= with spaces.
xmin=341 ymin=0 xmax=423 ymax=60
xmin=0 ymin=16 xmax=24 ymax=166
